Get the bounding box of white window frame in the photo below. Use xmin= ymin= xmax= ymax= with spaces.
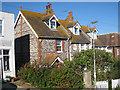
xmin=56 ymin=40 xmax=62 ymax=53
xmin=81 ymin=44 xmax=84 ymax=50
xmin=117 ymin=48 xmax=119 ymax=56
xmin=50 ymin=19 xmax=56 ymax=29
xmin=0 ymin=19 xmax=3 ymax=37
xmin=73 ymin=44 xmax=77 ymax=50
xmin=49 ymin=15 xmax=58 ymax=30
xmin=0 ymin=49 xmax=10 ymax=71
xmin=73 ymin=23 xmax=80 ymax=35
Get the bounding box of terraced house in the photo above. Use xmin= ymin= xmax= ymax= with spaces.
xmin=95 ymin=33 xmax=120 ymax=59
xmin=14 ymin=4 xmax=96 ymax=68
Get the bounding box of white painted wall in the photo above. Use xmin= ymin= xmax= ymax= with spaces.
xmin=0 ymin=11 xmax=15 ymax=80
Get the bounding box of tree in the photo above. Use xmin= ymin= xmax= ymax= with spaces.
xmin=64 ymin=49 xmax=114 ymax=81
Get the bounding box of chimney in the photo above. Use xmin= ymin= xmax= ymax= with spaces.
xmin=49 ymin=3 xmax=51 ymax=9
xmin=69 ymin=12 xmax=72 ymax=16
xmin=20 ymin=5 xmax=22 ymax=11
xmin=46 ymin=6 xmax=48 ymax=9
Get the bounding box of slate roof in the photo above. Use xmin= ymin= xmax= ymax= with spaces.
xmin=21 ymin=10 xmax=68 ymax=39
xmin=81 ymin=25 xmax=96 ymax=33
xmin=20 ymin=10 xmax=90 ymax=43
xmin=95 ymin=33 xmax=120 ymax=46
xmin=59 ymin=20 xmax=90 ymax=44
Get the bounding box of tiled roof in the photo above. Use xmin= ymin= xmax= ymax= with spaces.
xmin=95 ymin=33 xmax=120 ymax=46
xmin=40 ymin=54 xmax=58 ymax=66
xmin=59 ymin=20 xmax=90 ymax=44
xmin=81 ymin=25 xmax=96 ymax=33
xmin=21 ymin=10 xmax=68 ymax=39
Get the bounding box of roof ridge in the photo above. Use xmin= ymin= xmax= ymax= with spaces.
xmin=21 ymin=10 xmax=45 ymax=15
xmin=98 ymin=32 xmax=118 ymax=36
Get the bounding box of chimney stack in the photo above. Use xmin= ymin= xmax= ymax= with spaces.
xmin=69 ymin=12 xmax=72 ymax=16
xmin=46 ymin=6 xmax=48 ymax=9
xmin=49 ymin=3 xmax=51 ymax=9
xmin=20 ymin=5 xmax=22 ymax=11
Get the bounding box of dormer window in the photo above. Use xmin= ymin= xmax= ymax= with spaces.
xmin=51 ymin=20 xmax=56 ymax=29
xmin=75 ymin=27 xmax=79 ymax=35
xmin=74 ymin=25 xmax=79 ymax=35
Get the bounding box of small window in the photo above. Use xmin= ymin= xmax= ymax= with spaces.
xmin=0 ymin=20 xmax=2 ymax=35
xmin=117 ymin=49 xmax=119 ymax=56
xmin=75 ymin=27 xmax=78 ymax=35
xmin=73 ymin=44 xmax=77 ymax=50
xmin=3 ymin=50 xmax=10 ymax=71
xmin=0 ymin=50 xmax=2 ymax=55
xmin=51 ymin=20 xmax=56 ymax=29
xmin=56 ymin=40 xmax=62 ymax=52
xmin=81 ymin=44 xmax=84 ymax=50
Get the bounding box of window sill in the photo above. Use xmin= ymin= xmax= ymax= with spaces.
xmin=0 ymin=35 xmax=4 ymax=37
xmin=57 ymin=51 xmax=63 ymax=53
xmin=4 ymin=70 xmax=11 ymax=73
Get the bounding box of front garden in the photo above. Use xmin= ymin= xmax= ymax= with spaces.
xmin=17 ymin=49 xmax=120 ymax=88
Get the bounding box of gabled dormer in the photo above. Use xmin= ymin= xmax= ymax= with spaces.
xmin=73 ymin=22 xmax=81 ymax=35
xmin=49 ymin=15 xmax=58 ymax=30
xmin=81 ymin=25 xmax=98 ymax=39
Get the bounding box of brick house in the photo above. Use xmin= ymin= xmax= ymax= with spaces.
xmin=14 ymin=4 xmax=90 ymax=68
xmin=95 ymin=33 xmax=120 ymax=59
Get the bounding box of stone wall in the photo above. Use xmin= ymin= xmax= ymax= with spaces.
xmin=40 ymin=39 xmax=68 ymax=61
xmin=14 ymin=15 xmax=38 ymax=65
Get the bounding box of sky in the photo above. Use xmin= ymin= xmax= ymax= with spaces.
xmin=1 ymin=2 xmax=119 ymax=34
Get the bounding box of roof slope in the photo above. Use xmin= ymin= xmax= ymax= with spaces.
xmin=59 ymin=20 xmax=90 ymax=44
xmin=81 ymin=25 xmax=96 ymax=33
xmin=21 ymin=10 xmax=68 ymax=39
xmin=95 ymin=33 xmax=120 ymax=46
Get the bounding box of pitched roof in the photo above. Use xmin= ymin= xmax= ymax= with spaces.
xmin=59 ymin=20 xmax=90 ymax=44
xmin=40 ymin=54 xmax=63 ymax=66
xmin=95 ymin=33 xmax=120 ymax=46
xmin=21 ymin=10 xmax=68 ymax=39
xmin=81 ymin=25 xmax=96 ymax=33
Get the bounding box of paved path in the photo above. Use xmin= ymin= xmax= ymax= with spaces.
xmin=2 ymin=80 xmax=36 ymax=90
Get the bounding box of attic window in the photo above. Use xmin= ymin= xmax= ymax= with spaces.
xmin=74 ymin=25 xmax=79 ymax=35
xmin=51 ymin=20 xmax=56 ymax=29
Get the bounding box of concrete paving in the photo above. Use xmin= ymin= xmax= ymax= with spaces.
xmin=2 ymin=80 xmax=36 ymax=90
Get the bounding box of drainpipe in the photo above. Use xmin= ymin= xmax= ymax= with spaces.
xmin=67 ymin=38 xmax=70 ymax=59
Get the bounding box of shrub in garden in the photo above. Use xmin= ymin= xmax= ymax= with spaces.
xmin=17 ymin=63 xmax=84 ymax=88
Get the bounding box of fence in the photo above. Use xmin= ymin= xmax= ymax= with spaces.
xmin=96 ymin=79 xmax=120 ymax=89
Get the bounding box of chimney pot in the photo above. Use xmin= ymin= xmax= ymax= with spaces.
xmin=49 ymin=3 xmax=51 ymax=9
xmin=20 ymin=5 xmax=22 ymax=11
xmin=69 ymin=12 xmax=72 ymax=16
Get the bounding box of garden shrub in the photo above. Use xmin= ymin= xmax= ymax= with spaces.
xmin=17 ymin=63 xmax=84 ymax=88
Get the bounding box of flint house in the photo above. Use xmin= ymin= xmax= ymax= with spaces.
xmin=14 ymin=4 xmax=92 ymax=68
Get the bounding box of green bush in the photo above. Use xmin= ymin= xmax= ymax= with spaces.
xmin=17 ymin=63 xmax=84 ymax=88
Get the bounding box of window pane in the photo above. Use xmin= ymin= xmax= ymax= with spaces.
xmin=0 ymin=50 xmax=2 ymax=55
xmin=0 ymin=26 xmax=2 ymax=34
xmin=75 ymin=27 xmax=78 ymax=34
xmin=56 ymin=40 xmax=61 ymax=45
xmin=57 ymin=46 xmax=61 ymax=51
xmin=3 ymin=50 xmax=9 ymax=55
xmin=0 ymin=20 xmax=2 ymax=24
xmin=51 ymin=21 xmax=55 ymax=29
xmin=4 ymin=56 xmax=9 ymax=70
